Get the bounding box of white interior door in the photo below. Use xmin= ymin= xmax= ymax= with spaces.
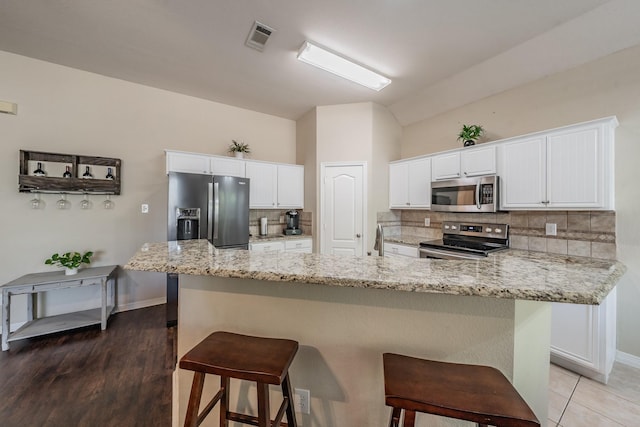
xmin=321 ymin=163 xmax=365 ymax=256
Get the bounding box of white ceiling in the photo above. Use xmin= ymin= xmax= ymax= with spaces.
xmin=1 ymin=0 xmax=639 ymax=125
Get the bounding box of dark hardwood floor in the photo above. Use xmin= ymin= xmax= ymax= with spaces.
xmin=0 ymin=304 xmax=174 ymax=427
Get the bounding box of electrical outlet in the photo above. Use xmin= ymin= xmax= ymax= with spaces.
xmin=424 ymin=217 xmax=430 ymax=227
xmin=294 ymin=388 xmax=310 ymax=414
xmin=141 ymin=204 xmax=149 ymax=214
xmin=545 ymin=223 xmax=557 ymax=236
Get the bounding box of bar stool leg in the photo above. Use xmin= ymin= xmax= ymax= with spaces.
xmin=403 ymin=409 xmax=416 ymax=427
xmin=184 ymin=372 xmax=205 ymax=427
xmin=389 ymin=407 xmax=402 ymax=427
xmin=220 ymin=376 xmax=230 ymax=427
xmin=256 ymin=382 xmax=270 ymax=427
xmin=281 ymin=374 xmax=298 ymax=427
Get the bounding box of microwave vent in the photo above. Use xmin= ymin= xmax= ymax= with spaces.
xmin=245 ymin=21 xmax=275 ymax=52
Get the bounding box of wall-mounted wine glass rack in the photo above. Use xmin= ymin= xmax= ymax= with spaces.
xmin=19 ymin=150 xmax=121 ymax=194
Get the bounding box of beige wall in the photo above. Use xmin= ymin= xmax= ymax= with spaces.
xmin=296 ymin=108 xmax=318 ymax=249
xmin=309 ymin=103 xmax=400 ymax=253
xmin=0 ymin=51 xmax=296 ymax=325
xmin=401 ymin=44 xmax=640 ymax=359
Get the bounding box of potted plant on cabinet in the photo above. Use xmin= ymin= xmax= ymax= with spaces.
xmin=45 ymin=251 xmax=93 ymax=275
xmin=228 ymin=140 xmax=251 ymax=159
xmin=457 ymin=124 xmax=485 ymax=147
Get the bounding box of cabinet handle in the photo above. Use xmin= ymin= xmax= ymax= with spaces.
xmin=406 ymin=202 xmax=410 ymax=205
xmin=356 ymin=234 xmax=361 ymax=238
xmin=463 ymin=171 xmax=468 ymax=175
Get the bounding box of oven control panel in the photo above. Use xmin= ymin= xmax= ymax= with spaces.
xmin=443 ymin=222 xmax=508 ymax=239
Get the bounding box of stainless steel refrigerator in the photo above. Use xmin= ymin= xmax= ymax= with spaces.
xmin=166 ymin=172 xmax=250 ymax=326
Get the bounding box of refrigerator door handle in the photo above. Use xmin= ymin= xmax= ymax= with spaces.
xmin=213 ymin=182 xmax=219 ymax=240
xmin=207 ymin=182 xmax=214 ymax=241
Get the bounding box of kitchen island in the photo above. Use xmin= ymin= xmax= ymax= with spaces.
xmin=125 ymin=239 xmax=625 ymax=427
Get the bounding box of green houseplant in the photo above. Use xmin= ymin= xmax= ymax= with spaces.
xmin=228 ymin=140 xmax=251 ymax=158
xmin=45 ymin=251 xmax=93 ymax=275
xmin=457 ymin=124 xmax=485 ymax=147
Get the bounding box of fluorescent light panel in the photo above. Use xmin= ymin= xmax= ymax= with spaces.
xmin=297 ymin=41 xmax=391 ymax=91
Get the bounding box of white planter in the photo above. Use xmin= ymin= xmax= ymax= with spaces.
xmin=234 ymin=152 xmax=244 ymax=159
xmin=64 ymin=267 xmax=78 ymax=276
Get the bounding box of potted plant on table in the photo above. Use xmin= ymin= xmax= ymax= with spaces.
xmin=45 ymin=251 xmax=93 ymax=275
xmin=228 ymin=140 xmax=251 ymax=159
xmin=457 ymin=124 xmax=485 ymax=147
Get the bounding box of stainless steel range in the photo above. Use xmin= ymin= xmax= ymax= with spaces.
xmin=419 ymin=221 xmax=509 ymax=260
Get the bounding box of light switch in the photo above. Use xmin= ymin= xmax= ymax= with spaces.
xmin=141 ymin=204 xmax=149 ymax=214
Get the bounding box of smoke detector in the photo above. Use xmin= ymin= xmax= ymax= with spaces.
xmin=245 ymin=21 xmax=275 ymax=52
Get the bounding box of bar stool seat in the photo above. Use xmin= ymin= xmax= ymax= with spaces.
xmin=180 ymin=331 xmax=299 ymax=427
xmin=383 ymin=353 xmax=540 ymax=427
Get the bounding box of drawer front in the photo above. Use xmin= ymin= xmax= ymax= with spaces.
xmin=250 ymin=241 xmax=285 ymax=253
xmin=284 ymin=239 xmax=312 ymax=251
xmin=384 ymin=243 xmax=419 ymax=258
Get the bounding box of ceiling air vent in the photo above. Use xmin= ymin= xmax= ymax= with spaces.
xmin=245 ymin=21 xmax=275 ymax=52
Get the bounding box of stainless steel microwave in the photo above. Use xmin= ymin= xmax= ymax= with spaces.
xmin=431 ymin=175 xmax=499 ymax=212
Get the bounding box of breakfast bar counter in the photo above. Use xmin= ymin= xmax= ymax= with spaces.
xmin=125 ymin=240 xmax=625 ymax=427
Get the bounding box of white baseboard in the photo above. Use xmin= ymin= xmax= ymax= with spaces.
xmin=616 ymin=350 xmax=640 ymax=369
xmin=114 ymin=297 xmax=166 ymax=313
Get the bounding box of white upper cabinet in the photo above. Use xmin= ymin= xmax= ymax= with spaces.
xmin=461 ymin=145 xmax=497 ymax=177
xmin=166 ymin=151 xmax=212 ymax=175
xmin=432 ymin=146 xmax=496 ymax=181
xmin=498 ymin=136 xmax=547 ymax=209
xmin=431 ymin=152 xmax=460 ymax=181
xmin=166 ymin=151 xmax=245 ymax=177
xmin=245 ymin=161 xmax=278 ymax=208
xmin=498 ymin=117 xmax=616 ymax=210
xmin=210 ymin=157 xmax=245 ymax=177
xmin=245 ymin=161 xmax=304 ymax=209
xmin=389 ymin=157 xmax=431 ymax=209
xmin=167 ymin=150 xmax=304 ymax=209
xmin=277 ymin=164 xmax=304 ymax=209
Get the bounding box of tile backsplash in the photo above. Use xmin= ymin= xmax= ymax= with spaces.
xmin=249 ymin=209 xmax=312 ymax=236
xmin=378 ymin=210 xmax=616 ymax=260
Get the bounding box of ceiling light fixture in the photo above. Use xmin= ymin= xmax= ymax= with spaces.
xmin=297 ymin=41 xmax=391 ymax=91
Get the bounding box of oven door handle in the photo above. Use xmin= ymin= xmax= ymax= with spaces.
xmin=476 ymin=181 xmax=481 ymax=210
xmin=419 ymin=247 xmax=485 ymax=260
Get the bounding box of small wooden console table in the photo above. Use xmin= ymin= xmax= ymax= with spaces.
xmin=1 ymin=265 xmax=118 ymax=351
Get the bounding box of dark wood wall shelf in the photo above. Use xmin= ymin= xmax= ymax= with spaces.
xmin=19 ymin=150 xmax=121 ymax=195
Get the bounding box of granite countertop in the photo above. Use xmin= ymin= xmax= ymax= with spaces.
xmin=125 ymin=239 xmax=625 ymax=304
xmin=384 ymin=234 xmax=427 ymax=246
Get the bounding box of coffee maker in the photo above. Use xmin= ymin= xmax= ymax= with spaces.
xmin=284 ymin=210 xmax=302 ymax=235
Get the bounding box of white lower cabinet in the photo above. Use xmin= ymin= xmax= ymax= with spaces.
xmin=249 ymin=241 xmax=285 ymax=253
xmin=250 ymin=238 xmax=312 ymax=254
xmin=550 ymin=288 xmax=617 ymax=384
xmin=284 ymin=238 xmax=312 ymax=253
xmin=383 ymin=243 xmax=419 ymax=258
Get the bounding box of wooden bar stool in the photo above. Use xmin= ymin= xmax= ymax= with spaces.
xmin=180 ymin=331 xmax=299 ymax=427
xmin=383 ymin=353 xmax=540 ymax=427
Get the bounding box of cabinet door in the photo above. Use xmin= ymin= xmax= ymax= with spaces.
xmin=210 ymin=157 xmax=245 ymax=177
xmin=166 ymin=152 xmax=211 ymax=175
xmin=431 ymin=152 xmax=460 ymax=181
xmin=389 ymin=162 xmax=409 ymax=208
xmin=547 ymin=126 xmax=603 ymax=208
xmin=383 ymin=243 xmax=418 ymax=258
xmin=461 ymin=146 xmax=496 ymax=177
xmin=285 ymin=238 xmax=312 ymax=253
xmin=277 ymin=165 xmax=304 ymax=209
xmin=498 ymin=137 xmax=546 ymax=209
xmin=407 ymin=158 xmax=431 ymax=208
xmin=245 ymin=162 xmax=277 ymax=208
xmin=250 ymin=241 xmax=285 ymax=253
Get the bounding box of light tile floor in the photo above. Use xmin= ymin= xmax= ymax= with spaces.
xmin=548 ymin=362 xmax=640 ymax=426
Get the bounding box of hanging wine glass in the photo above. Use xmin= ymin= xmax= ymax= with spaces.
xmin=56 ymin=194 xmax=71 ymax=210
xmin=30 ymin=193 xmax=43 ymax=209
xmin=103 ymin=194 xmax=115 ymax=210
xmin=80 ymin=194 xmax=93 ymax=210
